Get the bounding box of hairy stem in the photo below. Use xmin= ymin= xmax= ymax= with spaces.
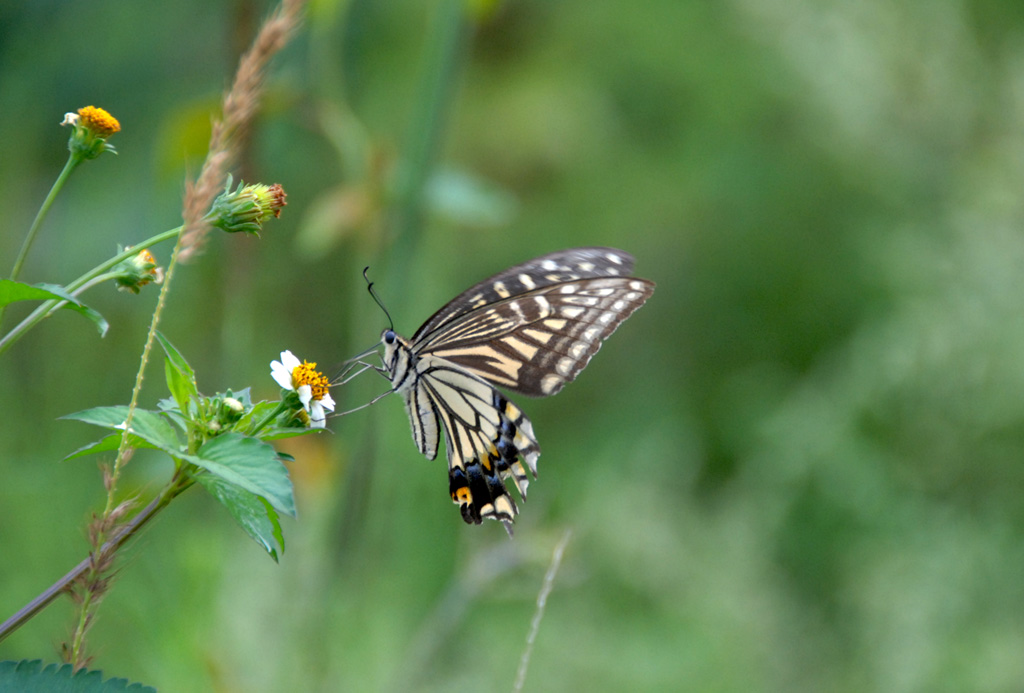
xmin=0 ymin=476 xmax=193 ymax=645
xmin=67 ymin=580 xmax=96 ymax=669
xmin=105 ymin=231 xmax=188 ymax=516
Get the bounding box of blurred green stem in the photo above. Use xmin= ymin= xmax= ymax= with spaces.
xmin=0 ymin=225 xmax=182 ymax=357
xmin=0 ymin=153 xmax=83 ymax=328
xmin=336 ymin=0 xmax=469 ymax=558
xmin=387 ymin=0 xmax=467 ymax=291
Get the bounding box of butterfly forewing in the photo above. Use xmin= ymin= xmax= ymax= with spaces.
xmin=418 ymin=276 xmax=654 ymax=396
xmin=412 ymin=247 xmax=640 ymax=343
xmin=381 ymin=247 xmax=654 ymax=534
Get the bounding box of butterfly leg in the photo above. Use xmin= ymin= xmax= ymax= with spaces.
xmin=329 ymin=388 xmax=394 ymax=418
xmin=332 ymin=360 xmax=377 ymax=386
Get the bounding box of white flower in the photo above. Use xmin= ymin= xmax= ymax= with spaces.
xmin=270 ymin=350 xmax=336 ymax=428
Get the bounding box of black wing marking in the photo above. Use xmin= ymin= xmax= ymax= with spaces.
xmin=416 ymin=356 xmax=539 ymax=534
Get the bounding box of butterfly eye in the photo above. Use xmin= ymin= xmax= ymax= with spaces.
xmin=383 ymin=329 xmax=397 ymax=345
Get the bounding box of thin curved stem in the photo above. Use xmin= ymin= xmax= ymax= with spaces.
xmin=513 ymin=529 xmax=573 ymax=692
xmin=9 ymin=155 xmax=81 ymax=283
xmin=0 ymin=154 xmax=83 ymax=330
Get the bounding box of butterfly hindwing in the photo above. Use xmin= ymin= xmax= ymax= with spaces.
xmin=381 ymin=247 xmax=654 ymax=533
xmin=417 ymin=354 xmax=539 ymax=529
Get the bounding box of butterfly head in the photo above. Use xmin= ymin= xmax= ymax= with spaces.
xmin=380 ymin=328 xmax=413 ymax=388
xmin=380 ymin=329 xmax=397 ymax=367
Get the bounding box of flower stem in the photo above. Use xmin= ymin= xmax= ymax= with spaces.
xmin=9 ymin=154 xmax=82 ymax=283
xmin=250 ymin=400 xmax=291 ymax=437
xmin=0 ymin=226 xmax=182 ymax=357
xmin=0 ymin=154 xmax=83 ymax=329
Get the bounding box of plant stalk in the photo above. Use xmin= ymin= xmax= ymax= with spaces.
xmin=0 ymin=478 xmax=192 ymax=645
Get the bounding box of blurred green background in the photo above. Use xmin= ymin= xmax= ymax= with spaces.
xmin=4 ymin=0 xmax=1024 ymax=690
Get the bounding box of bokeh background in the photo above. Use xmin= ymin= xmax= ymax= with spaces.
xmin=3 ymin=0 xmax=1024 ymax=690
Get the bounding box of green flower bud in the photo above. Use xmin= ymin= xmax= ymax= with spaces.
xmin=207 ymin=177 xmax=287 ymax=236
xmin=112 ymin=247 xmax=164 ymax=294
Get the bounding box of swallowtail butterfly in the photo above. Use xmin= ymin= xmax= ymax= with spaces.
xmin=380 ymin=247 xmax=654 ymax=534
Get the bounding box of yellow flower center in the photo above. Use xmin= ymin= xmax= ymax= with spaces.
xmin=77 ymin=105 xmax=121 ymax=137
xmin=293 ymin=361 xmax=330 ymax=401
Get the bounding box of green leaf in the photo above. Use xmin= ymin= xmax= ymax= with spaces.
xmin=155 ymin=400 xmax=188 ymax=435
xmin=195 ymin=474 xmax=284 ymax=560
xmin=155 ymin=332 xmax=197 ymax=414
xmin=258 ymin=427 xmax=317 ymax=441
xmin=64 ymin=432 xmax=160 ymax=461
xmin=186 ymin=433 xmax=295 ymax=516
xmin=234 ymin=400 xmax=281 ymax=433
xmin=61 ymin=406 xmax=182 ymax=456
xmin=164 ymin=360 xmax=193 ymax=416
xmin=0 ymin=280 xmax=56 ymax=308
xmin=0 ymin=659 xmax=156 ymax=692
xmin=0 ymin=280 xmax=108 ymax=336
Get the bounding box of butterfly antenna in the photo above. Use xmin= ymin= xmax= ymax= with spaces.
xmin=364 ymin=266 xmax=394 ymax=331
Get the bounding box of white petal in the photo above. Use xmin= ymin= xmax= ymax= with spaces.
xmin=270 ymin=362 xmax=293 ymax=390
xmin=297 ymin=384 xmax=313 ymax=408
xmin=279 ymin=350 xmax=301 ymax=370
xmin=270 ymin=350 xmax=302 ymax=390
xmin=308 ymin=401 xmax=327 ymax=428
xmin=319 ymin=392 xmax=336 ymax=413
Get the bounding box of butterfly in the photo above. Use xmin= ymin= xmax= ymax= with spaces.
xmin=379 ymin=247 xmax=655 ymax=535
